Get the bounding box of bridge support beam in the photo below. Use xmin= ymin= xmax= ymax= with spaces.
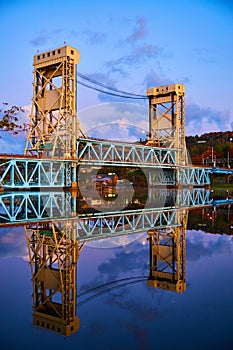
xmin=26 ymin=223 xmax=82 ymax=336
xmin=25 ymin=45 xmax=81 ymax=158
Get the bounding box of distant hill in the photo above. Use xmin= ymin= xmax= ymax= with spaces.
xmin=186 ymin=131 xmax=233 ymax=167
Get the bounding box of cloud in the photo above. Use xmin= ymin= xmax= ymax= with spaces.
xmin=78 ymin=102 xmax=148 ymax=137
xmin=98 ymin=245 xmax=149 ymax=279
xmin=29 ymin=29 xmax=63 ymax=47
xmin=81 ymin=30 xmax=107 ymax=45
xmin=30 ymin=28 xmax=107 ymax=48
xmin=186 ymin=103 xmax=232 ymax=136
xmin=187 ymin=230 xmax=233 ymax=262
xmin=105 ymin=44 xmax=160 ymax=76
xmin=122 ymin=322 xmax=149 ymax=349
xmin=29 ymin=35 xmax=49 ymax=47
xmin=106 ymin=293 xmax=160 ymax=323
xmin=143 ymin=68 xmax=170 ymax=88
xmin=124 ymin=17 xmax=147 ymax=44
xmin=0 ymin=227 xmax=27 ymax=258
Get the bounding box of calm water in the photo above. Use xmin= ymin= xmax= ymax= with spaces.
xmin=0 ymin=189 xmax=233 ymax=350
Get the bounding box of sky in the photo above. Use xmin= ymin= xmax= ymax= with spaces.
xmin=0 ymin=0 xmax=233 ymax=153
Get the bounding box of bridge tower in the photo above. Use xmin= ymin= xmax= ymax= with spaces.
xmin=26 ymin=221 xmax=83 ymax=336
xmin=147 ymin=209 xmax=188 ymax=293
xmin=25 ymin=45 xmax=82 ymax=158
xmin=147 ymin=84 xmax=187 ymax=166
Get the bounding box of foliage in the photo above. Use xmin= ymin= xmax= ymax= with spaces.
xmin=0 ymin=103 xmax=27 ymax=138
xmin=186 ymin=131 xmax=233 ymax=166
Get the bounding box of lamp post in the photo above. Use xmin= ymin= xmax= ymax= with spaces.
xmin=228 ymin=137 xmax=233 ymax=169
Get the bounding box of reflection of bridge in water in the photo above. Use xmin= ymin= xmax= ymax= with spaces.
xmin=1 ymin=187 xmax=232 ymax=336
xmin=0 ymin=188 xmax=212 ymax=229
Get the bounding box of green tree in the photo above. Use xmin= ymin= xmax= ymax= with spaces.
xmin=0 ymin=103 xmax=27 ymax=138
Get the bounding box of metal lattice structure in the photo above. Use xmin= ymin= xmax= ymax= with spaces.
xmin=0 ymin=189 xmax=213 ymax=226
xmin=26 ymin=223 xmax=84 ymax=336
xmin=25 ymin=45 xmax=81 ymax=158
xmin=0 ymin=158 xmax=69 ymax=188
xmin=178 ymin=166 xmax=211 ymax=186
xmin=147 ymin=84 xmax=187 ymax=165
xmin=0 ymin=45 xmax=226 ymax=189
xmin=147 ymin=209 xmax=188 ymax=293
xmin=77 ymin=138 xmax=178 ymax=167
xmin=0 ymin=157 xmax=213 ymax=190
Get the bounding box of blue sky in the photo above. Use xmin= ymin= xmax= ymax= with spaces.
xmin=0 ymin=0 xmax=232 ymax=153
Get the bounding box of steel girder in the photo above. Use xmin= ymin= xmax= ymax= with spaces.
xmin=0 ymin=156 xmax=211 ymax=189
xmin=178 ymin=167 xmax=211 ymax=186
xmin=0 ymin=189 xmax=213 ymax=226
xmin=26 ymin=224 xmax=80 ymax=336
xmin=147 ymin=84 xmax=187 ymax=165
xmin=0 ymin=158 xmax=68 ymax=188
xmin=210 ymin=168 xmax=233 ymax=175
xmin=0 ymin=192 xmax=73 ymax=223
xmin=147 ymin=209 xmax=188 ymax=293
xmin=76 ymin=138 xmax=178 ymax=168
xmin=176 ymin=188 xmax=211 ymax=207
xmin=74 ymin=208 xmax=179 ymax=240
xmin=24 ymin=208 xmax=180 ymax=243
xmin=25 ymin=45 xmax=80 ymax=158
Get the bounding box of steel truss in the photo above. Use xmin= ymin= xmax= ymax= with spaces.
xmin=0 ymin=158 xmax=72 ymax=188
xmin=0 ymin=189 xmax=212 ymax=226
xmin=0 ymin=156 xmax=211 ymax=189
xmin=176 ymin=188 xmax=211 ymax=207
xmin=74 ymin=208 xmax=179 ymax=240
xmin=0 ymin=192 xmax=73 ymax=223
xmin=76 ymin=138 xmax=177 ymax=167
xmin=147 ymin=84 xmax=187 ymax=165
xmin=25 ymin=45 xmax=81 ymax=158
xmin=179 ymin=166 xmax=211 ymax=186
xmin=24 ymin=208 xmax=180 ymax=249
xmin=26 ymin=224 xmax=82 ymax=336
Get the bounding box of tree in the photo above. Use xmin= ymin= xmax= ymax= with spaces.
xmin=0 ymin=103 xmax=27 ymax=138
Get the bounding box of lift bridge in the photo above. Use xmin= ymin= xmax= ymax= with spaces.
xmin=0 ymin=44 xmax=218 ymax=189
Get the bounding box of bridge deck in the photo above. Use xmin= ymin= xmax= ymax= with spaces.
xmin=1 ymin=139 xmax=232 ymax=189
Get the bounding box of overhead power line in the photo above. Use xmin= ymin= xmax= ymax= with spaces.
xmin=77 ymin=72 xmax=147 ymax=100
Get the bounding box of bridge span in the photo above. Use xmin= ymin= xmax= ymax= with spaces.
xmin=0 ymin=146 xmax=213 ymax=189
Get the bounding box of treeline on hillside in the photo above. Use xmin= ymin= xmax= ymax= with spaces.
xmin=186 ymin=131 xmax=233 ymax=166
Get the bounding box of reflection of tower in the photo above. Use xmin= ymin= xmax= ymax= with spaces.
xmin=26 ymin=221 xmax=83 ymax=336
xmin=25 ymin=45 xmax=81 ymax=158
xmin=147 ymin=209 xmax=188 ymax=293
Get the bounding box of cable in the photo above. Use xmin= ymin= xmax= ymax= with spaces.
xmin=77 ymin=80 xmax=147 ymax=100
xmin=78 ymin=72 xmax=147 ymax=98
xmin=77 ymin=277 xmax=147 ymax=307
xmin=77 ymin=275 xmax=148 ymax=299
